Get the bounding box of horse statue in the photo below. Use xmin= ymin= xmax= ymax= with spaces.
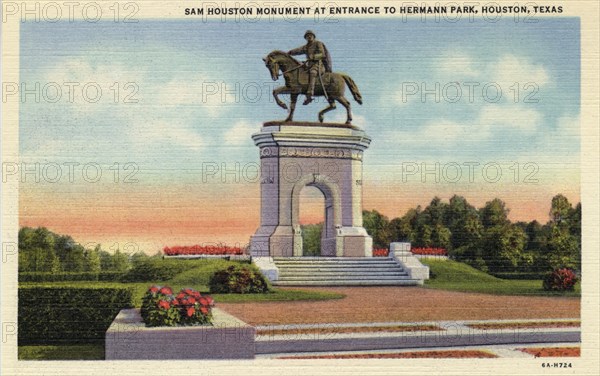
xmin=262 ymin=50 xmax=363 ymax=125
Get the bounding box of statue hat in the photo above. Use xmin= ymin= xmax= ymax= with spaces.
xmin=304 ymin=30 xmax=316 ymax=39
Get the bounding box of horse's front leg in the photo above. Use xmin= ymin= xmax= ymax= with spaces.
xmin=285 ymin=94 xmax=299 ymax=122
xmin=273 ymin=86 xmax=289 ymax=110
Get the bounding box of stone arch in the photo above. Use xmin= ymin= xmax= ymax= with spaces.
xmin=291 ymin=173 xmax=342 ymax=257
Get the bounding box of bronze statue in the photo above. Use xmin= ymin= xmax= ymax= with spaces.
xmin=263 ymin=31 xmax=363 ymax=125
xmin=287 ymin=30 xmax=332 ymax=105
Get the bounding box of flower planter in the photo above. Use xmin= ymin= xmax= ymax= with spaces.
xmin=105 ymin=308 xmax=255 ymax=359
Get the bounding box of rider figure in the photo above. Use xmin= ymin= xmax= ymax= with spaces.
xmin=288 ymin=30 xmax=332 ymax=105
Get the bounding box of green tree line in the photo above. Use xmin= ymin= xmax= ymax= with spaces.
xmin=362 ymin=194 xmax=581 ymax=274
xmin=18 ymin=227 xmax=130 ymax=273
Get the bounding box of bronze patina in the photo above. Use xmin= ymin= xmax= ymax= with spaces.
xmin=263 ymin=31 xmax=363 ymax=125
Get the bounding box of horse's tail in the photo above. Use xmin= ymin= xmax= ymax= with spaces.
xmin=341 ymin=74 xmax=363 ymax=105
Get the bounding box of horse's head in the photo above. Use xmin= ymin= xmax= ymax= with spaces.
xmin=263 ymin=51 xmax=301 ymax=81
xmin=262 ymin=53 xmax=279 ymax=81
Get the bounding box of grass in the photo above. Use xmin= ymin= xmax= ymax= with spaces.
xmin=18 ymin=344 xmax=104 ymax=360
xmin=420 ymin=259 xmax=581 ymax=297
xmin=19 ymin=258 xmax=346 ymax=307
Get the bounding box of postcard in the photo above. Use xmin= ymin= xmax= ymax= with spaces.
xmin=2 ymin=1 xmax=598 ymax=375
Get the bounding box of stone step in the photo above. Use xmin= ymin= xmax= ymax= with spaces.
xmin=274 ymin=262 xmax=399 ymax=267
xmin=279 ymin=270 xmax=408 ymax=278
xmin=273 ymin=257 xmax=391 ymax=261
xmin=273 ymin=258 xmax=395 ymax=264
xmin=278 ymin=275 xmax=413 ymax=281
xmin=278 ymin=267 xmax=406 ymax=273
xmin=273 ymin=279 xmax=421 ymax=286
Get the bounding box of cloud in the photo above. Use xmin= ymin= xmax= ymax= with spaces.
xmin=478 ymin=105 xmax=542 ymax=134
xmin=224 ymin=121 xmax=255 ymax=146
xmin=436 ymin=52 xmax=479 ymax=78
xmin=492 ymin=54 xmax=550 ymax=87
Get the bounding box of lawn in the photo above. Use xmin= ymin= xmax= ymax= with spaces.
xmin=18 ymin=344 xmax=104 ymax=360
xmin=420 ymin=259 xmax=581 ymax=297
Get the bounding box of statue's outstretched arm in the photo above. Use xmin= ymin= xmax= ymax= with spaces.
xmin=288 ymin=46 xmax=305 ymax=56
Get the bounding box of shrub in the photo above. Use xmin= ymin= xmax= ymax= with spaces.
xmin=18 ymin=271 xmax=125 ymax=282
xmin=543 ymin=268 xmax=578 ymax=291
xmin=120 ymin=258 xmax=196 ymax=282
xmin=141 ymin=285 xmax=214 ymax=327
xmin=18 ymin=287 xmax=133 ymax=345
xmin=209 ymin=265 xmax=271 ymax=294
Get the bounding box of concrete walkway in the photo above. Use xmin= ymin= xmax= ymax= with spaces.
xmin=253 ymin=318 xmax=580 ymax=355
xmin=257 ymin=342 xmax=580 ymax=359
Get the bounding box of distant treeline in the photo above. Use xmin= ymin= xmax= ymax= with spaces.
xmin=361 ymin=194 xmax=580 ymax=274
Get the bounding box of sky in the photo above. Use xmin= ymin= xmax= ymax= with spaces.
xmin=18 ymin=17 xmax=580 ymax=252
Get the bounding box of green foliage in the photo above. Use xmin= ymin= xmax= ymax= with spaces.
xmin=120 ymin=257 xmax=197 ymax=282
xmin=421 ymin=259 xmax=580 ymax=296
xmin=18 ymin=271 xmax=126 ymax=282
xmin=18 ymin=286 xmax=133 ymax=345
xmin=546 ymin=224 xmax=580 ymax=270
xmin=18 ymin=227 xmax=133 ymax=274
xmin=168 ymin=259 xmax=246 ymax=287
xmin=480 ymin=198 xmax=510 ymax=228
xmin=362 ymin=210 xmax=392 ymax=248
xmin=301 ymin=223 xmax=322 ymax=256
xmin=18 ymin=344 xmax=105 ymax=360
xmin=368 ymin=194 xmax=580 ymax=276
xmin=209 ymin=265 xmax=271 ymax=294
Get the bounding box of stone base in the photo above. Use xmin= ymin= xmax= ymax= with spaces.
xmin=105 ymin=308 xmax=255 ymax=359
xmin=390 ymin=242 xmax=429 ymax=284
xmin=338 ymin=227 xmax=373 ymax=257
xmin=252 ymin=256 xmax=279 ymax=282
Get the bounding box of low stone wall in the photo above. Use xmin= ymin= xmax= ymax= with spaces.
xmin=389 ymin=242 xmax=430 ymax=284
xmin=105 ymin=308 xmax=255 ymax=359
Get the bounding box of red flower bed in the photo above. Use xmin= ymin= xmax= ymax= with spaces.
xmin=141 ymin=285 xmax=215 ymax=327
xmin=163 ymin=244 xmax=244 ymax=256
xmin=373 ymin=249 xmax=389 ymax=257
xmin=411 ymin=247 xmax=448 ymax=256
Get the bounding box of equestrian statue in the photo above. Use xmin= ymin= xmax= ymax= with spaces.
xmin=263 ymin=30 xmax=363 ymax=125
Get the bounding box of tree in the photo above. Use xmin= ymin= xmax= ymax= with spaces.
xmin=417 ymin=224 xmax=433 ymax=247
xmin=546 ymin=224 xmax=580 ymax=270
xmin=362 ymin=210 xmax=392 ymax=248
xmin=549 ymin=194 xmax=572 ymax=224
xmin=112 ymin=249 xmax=130 ymax=272
xmin=481 ymin=224 xmax=527 ymax=273
xmin=431 ymin=224 xmax=452 ymax=250
xmin=421 ymin=197 xmax=448 ymax=227
xmin=480 ymin=198 xmax=510 ymax=228
xmin=84 ymin=245 xmax=102 ymax=273
xmin=301 ymin=223 xmax=322 ymax=256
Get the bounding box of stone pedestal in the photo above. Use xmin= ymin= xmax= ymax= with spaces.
xmin=250 ymin=121 xmax=372 ymax=258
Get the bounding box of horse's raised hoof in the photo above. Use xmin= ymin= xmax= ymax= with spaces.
xmin=278 ymin=103 xmax=288 ymax=110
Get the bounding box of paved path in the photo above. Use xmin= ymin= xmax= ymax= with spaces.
xmin=219 ymin=286 xmax=580 ymax=326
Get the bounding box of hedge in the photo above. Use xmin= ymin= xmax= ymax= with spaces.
xmin=18 ymin=287 xmax=134 ymax=345
xmin=18 ymin=271 xmax=126 ymax=282
xmin=119 ymin=258 xmax=200 ymax=282
xmin=491 ymin=272 xmax=548 ymax=280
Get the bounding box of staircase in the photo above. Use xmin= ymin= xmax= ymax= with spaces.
xmin=272 ymin=257 xmax=421 ymax=286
